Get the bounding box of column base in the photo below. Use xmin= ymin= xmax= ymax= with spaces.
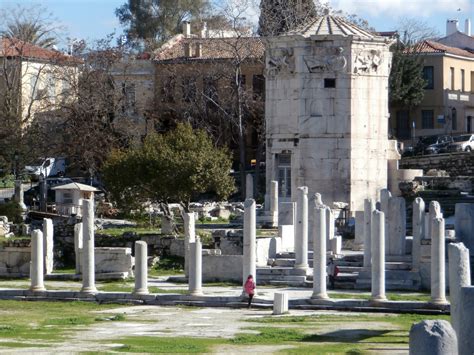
xmin=81 ymin=286 xmax=97 ymax=294
xmin=430 ymin=297 xmax=448 ymax=305
xmin=370 ymin=295 xmax=387 ymax=303
xmin=29 ymin=285 xmax=46 ymax=292
xmin=294 ymin=263 xmax=309 ymax=270
xmin=133 ymin=288 xmax=149 ymax=295
xmin=311 ymin=292 xmax=329 ymax=300
xmin=189 ymin=290 xmax=204 ymax=296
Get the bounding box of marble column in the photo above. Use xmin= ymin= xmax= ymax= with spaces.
xmin=311 ymin=206 xmax=328 ymax=300
xmin=326 ymin=206 xmax=334 ymax=251
xmin=423 ymin=212 xmax=430 ymax=239
xmin=380 ymin=189 xmax=391 ymax=255
xmin=448 ymin=242 xmax=471 ymax=338
xmin=363 ymin=199 xmax=375 ymax=268
xmin=81 ymin=199 xmax=97 ymax=294
xmin=134 ymin=241 xmax=149 ymax=295
xmin=246 ymin=174 xmax=254 ymax=199
xmin=353 ymin=211 xmax=365 ymax=250
xmin=243 ymin=199 xmax=256 ymax=286
xmin=14 ymin=180 xmax=27 ymax=211
xmin=458 ymin=286 xmax=474 ymax=355
xmin=183 ymin=212 xmax=196 ymax=278
xmin=428 ymin=201 xmax=442 ymax=239
xmin=74 ymin=223 xmax=83 ymax=274
xmin=30 ymin=229 xmax=46 ymax=292
xmin=188 ymin=239 xmax=203 ymax=296
xmin=371 ymin=210 xmax=386 ymax=301
xmin=412 ymin=197 xmax=425 ymax=270
xmin=270 ymin=181 xmax=278 ymax=227
xmin=295 ymin=186 xmax=308 ymax=270
xmin=388 ymin=197 xmax=406 ymax=256
xmin=42 ymin=218 xmax=54 ymax=275
xmin=430 ymin=217 xmax=447 ymax=304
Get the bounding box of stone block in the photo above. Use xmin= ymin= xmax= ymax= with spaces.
xmin=330 ymin=236 xmax=342 ymax=255
xmin=278 ymin=225 xmax=294 ymax=252
xmin=273 ymin=292 xmax=289 ymax=315
xmin=202 ymin=254 xmax=243 ymax=282
xmin=409 ymin=320 xmax=458 ymax=355
xmin=458 ymin=286 xmax=474 ymax=355
xmin=353 ymin=211 xmax=364 ymax=250
xmin=454 ymin=203 xmax=474 ymax=251
xmin=78 ymin=247 xmax=134 ymax=277
xmin=279 ymin=202 xmax=296 ymax=225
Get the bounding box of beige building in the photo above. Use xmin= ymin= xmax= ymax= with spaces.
xmin=390 ymin=20 xmax=474 ymax=141
xmin=110 ymin=57 xmax=155 ymax=139
xmin=0 ymin=37 xmax=79 ymax=127
xmin=152 ymin=24 xmax=265 ymax=166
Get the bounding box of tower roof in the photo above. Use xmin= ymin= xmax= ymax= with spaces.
xmin=286 ymin=15 xmax=377 ymax=39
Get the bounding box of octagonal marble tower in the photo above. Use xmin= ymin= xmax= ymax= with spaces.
xmin=265 ymin=15 xmax=395 ymax=213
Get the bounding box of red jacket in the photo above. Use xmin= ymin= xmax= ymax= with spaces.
xmin=244 ymin=279 xmax=255 ymax=295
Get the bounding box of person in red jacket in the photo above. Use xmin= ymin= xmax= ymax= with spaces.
xmin=244 ymin=275 xmax=256 ymax=308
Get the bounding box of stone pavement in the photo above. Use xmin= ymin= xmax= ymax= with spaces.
xmin=0 ymin=276 xmax=448 ymax=315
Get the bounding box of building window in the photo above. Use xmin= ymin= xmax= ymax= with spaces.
xmin=421 ymin=110 xmax=434 ymax=129
xmin=423 ymin=66 xmax=434 ymax=89
xmin=277 ymin=153 xmax=291 ymax=198
xmin=471 ymin=71 xmax=474 ymax=93
xmin=182 ymin=77 xmax=196 ymax=102
xmin=452 ymin=108 xmax=457 ymax=130
xmin=461 ymin=69 xmax=465 ymax=92
xmin=121 ymin=83 xmax=136 ymax=113
xmin=204 ymin=76 xmax=218 ymax=111
xmin=324 ymin=78 xmax=336 ymax=88
xmin=450 ymin=67 xmax=455 ymax=90
xmin=252 ymin=75 xmax=265 ymax=100
xmin=161 ymin=76 xmax=175 ymax=103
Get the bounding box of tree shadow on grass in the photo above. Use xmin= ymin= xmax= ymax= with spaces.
xmin=302 ymin=329 xmax=393 ymax=343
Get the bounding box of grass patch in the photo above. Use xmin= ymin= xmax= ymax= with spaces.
xmin=386 ymin=292 xmax=431 ymax=302
xmin=148 ymin=255 xmax=184 ymax=277
xmin=328 ymin=292 xmax=369 ymax=300
xmin=0 ymin=300 xmax=124 ymax=343
xmin=52 ymin=268 xmax=76 ymax=275
xmin=96 ymin=227 xmax=161 ymax=237
xmin=204 ymin=281 xmax=241 ymax=287
xmin=231 ymin=327 xmax=304 ymax=344
xmin=111 ymin=336 xmax=223 ymax=353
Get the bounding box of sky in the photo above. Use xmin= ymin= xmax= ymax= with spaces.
xmin=0 ymin=0 xmax=472 ymax=48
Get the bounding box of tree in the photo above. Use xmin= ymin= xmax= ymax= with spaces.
xmin=388 ymin=18 xmax=439 ymax=111
xmin=258 ymin=0 xmax=318 ymax=36
xmin=389 ymin=51 xmax=426 ymax=108
xmin=0 ymin=5 xmax=62 ymax=48
xmin=115 ymin=0 xmax=211 ymax=47
xmin=102 ymin=123 xmax=235 ymax=214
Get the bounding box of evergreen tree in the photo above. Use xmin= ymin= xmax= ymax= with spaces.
xmin=389 ymin=50 xmax=426 ymax=107
xmin=115 ymin=0 xmax=210 ymax=47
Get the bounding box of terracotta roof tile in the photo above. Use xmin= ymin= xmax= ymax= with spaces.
xmin=0 ymin=37 xmax=79 ymax=63
xmin=153 ymin=35 xmax=265 ymax=62
xmin=407 ymin=40 xmax=474 ymax=58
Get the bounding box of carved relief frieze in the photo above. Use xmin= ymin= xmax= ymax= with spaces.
xmin=353 ymin=49 xmax=383 ymax=74
xmin=266 ymin=47 xmax=295 ymax=77
xmin=303 ymin=47 xmax=347 ymax=73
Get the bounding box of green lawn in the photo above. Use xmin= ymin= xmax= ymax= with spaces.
xmin=0 ymin=300 xmax=124 ymax=347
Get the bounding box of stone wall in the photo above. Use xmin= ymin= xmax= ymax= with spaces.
xmin=400 ymin=151 xmax=474 ymax=178
xmin=202 ymin=254 xmax=243 ymax=282
xmin=0 ymin=239 xmax=31 ymax=277
xmin=78 ymin=247 xmax=134 ymax=277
